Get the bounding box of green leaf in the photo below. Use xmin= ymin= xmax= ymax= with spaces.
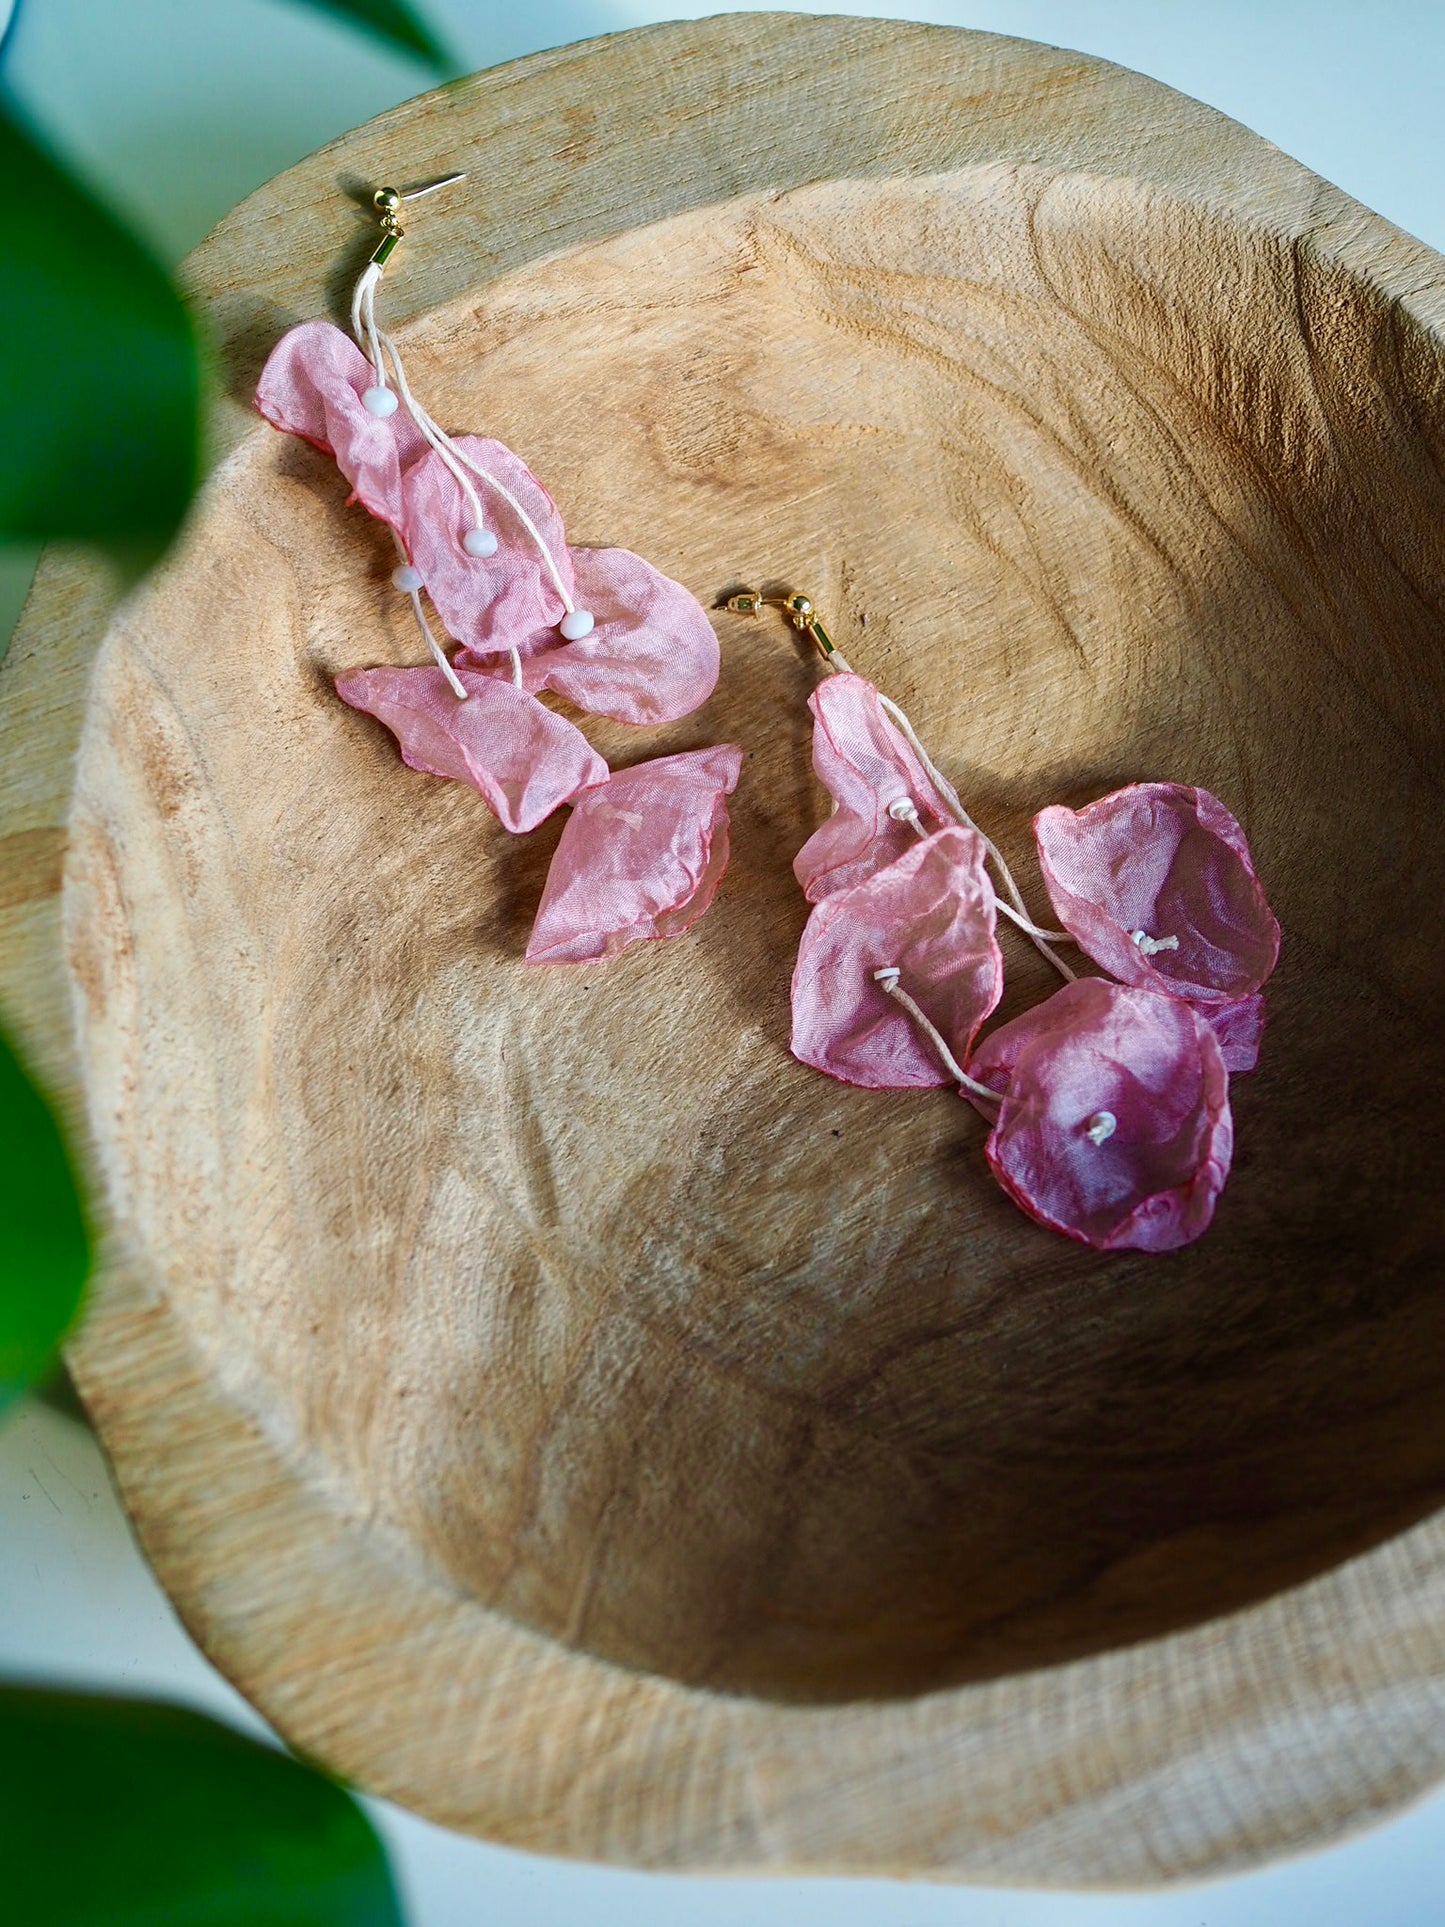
xmin=286 ymin=0 xmax=458 ymax=70
xmin=0 ymin=1029 xmax=89 ymax=1417
xmin=0 ymin=1689 xmax=405 ymax=1926
xmin=0 ymin=95 xmax=201 ymax=557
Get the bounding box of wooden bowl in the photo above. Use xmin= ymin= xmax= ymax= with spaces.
xmin=4 ymin=12 xmax=1445 ymax=1885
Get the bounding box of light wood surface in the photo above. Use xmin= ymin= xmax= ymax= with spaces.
xmin=3 ymin=11 xmax=1445 ymax=1884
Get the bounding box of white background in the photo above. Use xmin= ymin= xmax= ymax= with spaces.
xmin=2 ymin=3 xmax=1443 ymax=1922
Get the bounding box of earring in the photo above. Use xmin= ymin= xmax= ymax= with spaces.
xmin=254 ymin=176 xmax=741 ymax=964
xmin=728 ymin=589 xmax=1280 ymax=1252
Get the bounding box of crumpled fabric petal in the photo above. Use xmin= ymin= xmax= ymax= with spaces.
xmin=334 ymin=665 xmax=607 ymax=833
xmin=967 ymin=978 xmax=1234 ymax=1253
xmin=1034 ymin=783 xmax=1280 ymax=1005
xmin=400 ymin=437 xmax=573 ymax=652
xmin=526 ymin=745 xmax=743 ymax=963
xmin=1201 ymin=992 xmax=1266 ymax=1074
xmin=794 ymin=673 xmax=959 ymax=902
xmin=791 ymin=826 xmax=1003 ymax=1089
xmin=254 ymin=320 xmax=426 ymax=532
xmin=458 ymin=547 xmax=720 ymax=725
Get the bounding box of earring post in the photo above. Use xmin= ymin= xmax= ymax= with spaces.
xmin=725 ymin=589 xmax=838 ymax=661
xmin=399 ymin=173 xmax=467 ymax=201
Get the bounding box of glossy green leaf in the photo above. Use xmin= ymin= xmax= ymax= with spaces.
xmin=0 ymin=95 xmax=201 ymax=556
xmin=0 ymin=1029 xmax=89 ymax=1417
xmin=0 ymin=1689 xmax=404 ymax=1926
xmin=288 ymin=0 xmax=458 ymax=70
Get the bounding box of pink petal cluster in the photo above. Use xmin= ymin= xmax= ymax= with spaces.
xmin=258 ymin=320 xmax=739 ymax=964
xmin=789 ymin=673 xmax=1279 ymax=1253
xmin=967 ymin=979 xmax=1234 ymax=1253
xmin=791 ymin=827 xmax=1002 ymax=1088
xmin=255 ymin=320 xmax=720 ymax=727
xmin=1034 ymin=783 xmax=1280 ymax=1071
xmin=527 ymin=746 xmax=743 ymax=964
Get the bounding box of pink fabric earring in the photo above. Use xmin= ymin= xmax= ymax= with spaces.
xmin=255 ymin=177 xmax=741 ymax=962
xmin=729 ymin=590 xmax=1279 ymax=1253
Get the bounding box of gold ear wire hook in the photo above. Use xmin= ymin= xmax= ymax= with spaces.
xmin=725 ymin=589 xmax=839 ymax=662
xmin=369 ymin=172 xmax=467 ymax=267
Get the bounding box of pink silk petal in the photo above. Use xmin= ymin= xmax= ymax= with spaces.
xmin=1034 ymin=783 xmax=1280 ymax=1004
xmin=254 ymin=320 xmax=427 ymax=531
xmin=967 ymin=979 xmax=1234 ymax=1253
xmin=526 ymin=745 xmax=744 ymax=964
xmin=460 ymin=547 xmax=720 ymax=725
xmin=791 ymin=826 xmax=1003 ymax=1090
xmin=1201 ymin=991 xmax=1266 ymax=1074
xmin=334 ymin=665 xmax=607 ymax=833
xmin=400 ymin=437 xmax=574 ymax=654
xmin=794 ymin=673 xmax=958 ymax=902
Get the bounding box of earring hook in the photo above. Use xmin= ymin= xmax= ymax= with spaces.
xmin=726 ymin=588 xmax=840 ymax=663
xmin=368 ymin=172 xmax=467 ymax=267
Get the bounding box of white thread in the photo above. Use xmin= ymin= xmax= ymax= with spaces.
xmin=410 ymin=593 xmax=468 ymax=700
xmin=1085 ymin=1110 xmax=1117 ymax=1145
xmin=996 ymin=899 xmax=1077 ymax=946
xmin=377 ymin=319 xmax=577 ymax=614
xmin=884 ymin=793 xmax=1077 ymax=951
xmin=389 ymin=529 xmax=467 ymax=699
xmin=871 ymin=691 xmax=1076 ymax=982
xmin=873 ymin=967 xmax=1001 ymax=1104
xmin=350 ymin=262 xmax=388 ymax=392
xmin=1131 ymin=929 xmax=1180 ymax=955
xmin=350 ymin=260 xmax=578 ymax=617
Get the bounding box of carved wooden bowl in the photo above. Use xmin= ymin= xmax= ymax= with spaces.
xmin=4 ymin=13 xmax=1445 ymax=1885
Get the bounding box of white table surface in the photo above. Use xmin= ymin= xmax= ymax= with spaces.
xmin=2 ymin=4 xmax=1443 ymax=1922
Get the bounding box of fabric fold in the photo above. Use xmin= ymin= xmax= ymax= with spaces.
xmin=527 ymin=745 xmax=743 ymax=963
xmin=460 ymin=547 xmax=720 ymax=725
xmin=1034 ymin=783 xmax=1280 ymax=1006
xmin=793 ymin=673 xmax=960 ymax=902
xmin=255 ymin=319 xmax=426 ymax=532
xmin=791 ymin=825 xmax=1003 ymax=1089
xmin=334 ymin=664 xmax=607 ymax=833
xmin=401 ymin=436 xmax=572 ymax=651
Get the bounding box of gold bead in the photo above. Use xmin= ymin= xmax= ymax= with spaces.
xmin=373 ymin=186 xmax=402 ymax=214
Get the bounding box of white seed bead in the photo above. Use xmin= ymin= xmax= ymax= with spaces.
xmin=362 ymin=385 xmax=399 ymax=417
xmin=1085 ymin=1110 xmax=1118 ymax=1146
xmin=391 ymin=564 xmax=423 ymax=594
xmin=559 ymin=608 xmax=595 ymax=640
xmin=462 ymin=526 xmax=498 ymax=558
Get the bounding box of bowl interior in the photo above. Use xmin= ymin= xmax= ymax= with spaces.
xmin=66 ymin=169 xmax=1445 ymax=1702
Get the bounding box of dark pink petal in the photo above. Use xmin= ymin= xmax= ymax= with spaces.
xmin=254 ymin=320 xmax=426 ymax=531
xmin=401 ymin=438 xmax=573 ymax=654
xmin=968 ymin=978 xmax=1233 ymax=1253
xmin=526 ymin=745 xmax=743 ymax=964
xmin=794 ymin=673 xmax=957 ymax=902
xmin=791 ymin=826 xmax=1002 ymax=1090
xmin=1034 ymin=783 xmax=1280 ymax=1005
xmin=334 ymin=665 xmax=607 ymax=833
xmin=460 ymin=547 xmax=720 ymax=725
xmin=1201 ymin=992 xmax=1266 ymax=1074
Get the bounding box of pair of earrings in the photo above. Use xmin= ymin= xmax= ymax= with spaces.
xmin=255 ymin=178 xmax=1280 ymax=1255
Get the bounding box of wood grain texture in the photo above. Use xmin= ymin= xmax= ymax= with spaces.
xmin=3 ymin=11 xmax=1445 ymax=1883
